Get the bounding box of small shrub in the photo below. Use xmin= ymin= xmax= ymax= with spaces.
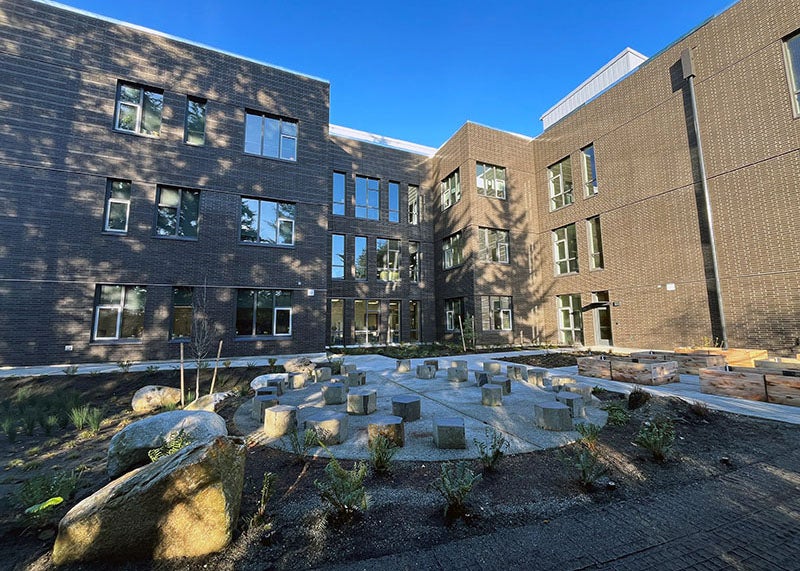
xmin=62 ymin=365 xmax=79 ymax=376
xmin=249 ymin=471 xmax=277 ymax=531
xmin=368 ymin=435 xmax=397 ymax=475
xmin=286 ymin=428 xmax=319 ymax=463
xmin=327 ymin=358 xmax=343 ymax=375
xmin=572 ymin=447 xmax=606 ymax=490
xmin=688 ymin=401 xmax=711 ymax=418
xmin=17 ymin=470 xmax=80 ymax=510
xmin=14 ymin=387 xmax=33 ymax=406
xmin=148 ymin=429 xmax=193 ymax=462
xmin=576 ymin=422 xmax=602 ymax=452
xmin=68 ymin=405 xmax=90 ymax=431
xmin=430 ymin=461 xmax=481 ymax=519
xmin=314 ymin=451 xmax=369 ymax=519
xmin=145 ymin=365 xmax=160 ymax=376
xmin=24 ymin=496 xmax=64 ymax=524
xmin=86 ymin=407 xmax=103 ymax=435
xmin=117 ymin=360 xmax=132 ymax=373
xmin=591 ymin=385 xmax=608 ymax=396
xmin=41 ymin=415 xmax=59 ymax=436
xmin=245 ymin=361 xmax=257 ymax=370
xmin=602 ymin=402 xmax=631 ymax=426
xmin=223 ymin=360 xmax=232 ymax=369
xmin=22 ymin=410 xmax=38 ymax=436
xmin=474 ymin=428 xmax=510 ymax=472
xmin=161 ymin=401 xmax=178 ymax=412
xmin=2 ymin=417 xmax=18 ymax=443
xmin=634 ymin=415 xmax=676 ymax=462
xmin=267 ymin=358 xmax=277 ymax=367
xmin=628 ymin=387 xmax=651 ymax=410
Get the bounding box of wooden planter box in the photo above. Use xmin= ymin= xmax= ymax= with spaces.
xmin=630 ymin=351 xmax=726 ymax=375
xmin=577 ymin=356 xmax=612 ymax=379
xmin=609 ymin=360 xmax=679 ymax=385
xmin=754 ymin=357 xmax=800 ymax=372
xmin=765 ymin=374 xmax=800 ymax=406
xmin=698 ymin=366 xmax=767 ymax=401
xmin=675 ymin=347 xmax=768 ymax=368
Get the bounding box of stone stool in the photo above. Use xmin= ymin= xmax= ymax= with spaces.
xmin=507 ymin=365 xmax=529 ymax=382
xmin=447 ymin=367 xmax=468 ymax=382
xmin=563 ymin=382 xmax=593 ymax=405
xmin=264 ymin=404 xmax=297 ymax=437
xmin=424 ymin=359 xmax=439 ymax=371
xmin=556 ymin=392 xmax=586 ymax=418
xmin=474 ymin=371 xmax=492 ymax=387
xmin=450 ymin=360 xmax=468 ymax=371
xmin=252 ymin=394 xmax=279 ymax=421
xmin=347 ymin=370 xmax=366 ymax=387
xmin=483 ymin=361 xmax=502 ymax=374
xmin=305 ymin=410 xmax=349 ymax=445
xmin=254 ymin=386 xmax=278 ymax=399
xmin=416 ymin=364 xmax=436 ymax=379
xmin=392 ymin=394 xmax=421 ymax=421
xmin=289 ymin=372 xmax=307 ymax=390
xmin=250 ymin=373 xmax=289 ymax=394
xmin=368 ymin=415 xmax=405 ymax=447
xmin=496 ymin=377 xmax=512 ymax=395
xmin=535 ymin=401 xmax=573 ymax=431
xmin=313 ymin=367 xmax=332 ymax=382
xmin=433 ymin=417 xmax=466 ymax=449
xmin=481 ymin=384 xmax=503 ymax=406
xmin=341 ymin=363 xmax=358 ymax=375
xmin=549 ymin=373 xmax=577 ymax=392
xmin=396 ymin=359 xmax=411 ymax=373
xmin=527 ymin=367 xmax=548 ymax=387
xmin=347 ymin=388 xmax=377 ymax=415
xmin=322 ymin=381 xmax=347 ymax=405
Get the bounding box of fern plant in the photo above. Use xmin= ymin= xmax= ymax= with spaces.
xmin=314 ymin=450 xmax=369 ymax=519
xmin=148 ymin=430 xmax=193 ymax=462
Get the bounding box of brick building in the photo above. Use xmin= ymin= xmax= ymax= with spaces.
xmin=0 ymin=0 xmax=798 ymax=366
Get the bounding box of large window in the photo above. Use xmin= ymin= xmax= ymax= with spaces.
xmin=388 ymin=301 xmax=400 ymax=344
xmin=441 ymin=169 xmax=461 ymax=210
xmin=476 ymin=162 xmax=506 ymax=199
xmin=442 ymin=232 xmax=464 ymax=269
xmin=331 ymin=234 xmax=345 ymax=279
xmin=354 ymin=236 xmax=367 ymax=280
xmin=330 ymin=299 xmax=344 ymax=345
xmin=408 ymin=185 xmax=419 ymax=225
xmin=236 ymin=289 xmax=292 ymax=336
xmin=185 ymin=97 xmax=206 ymax=145
xmin=444 ymin=298 xmax=463 ymax=331
xmin=114 ymin=82 xmax=163 ymax=136
xmin=389 ymin=182 xmax=400 ymax=222
xmin=156 ymin=186 xmax=200 ymax=239
xmin=548 ymin=156 xmax=573 ymax=210
xmin=171 ymin=286 xmax=193 ymax=340
xmin=785 ymin=30 xmax=800 ymax=114
xmin=409 ymin=241 xmax=420 ymax=282
xmin=240 ymin=198 xmax=295 ymax=245
xmin=93 ymin=285 xmax=147 ymax=341
xmin=244 ymin=112 xmax=297 ymax=161
xmin=553 ymin=223 xmax=578 ymax=275
xmin=332 ymin=172 xmax=346 ymax=216
xmin=581 ymin=145 xmax=597 ymax=196
xmin=477 ymin=228 xmax=509 ymax=263
xmin=354 ymin=299 xmax=380 ymax=344
xmin=376 ymin=238 xmax=400 ymax=281
xmin=355 ymin=176 xmax=380 ymax=220
xmin=409 ymin=300 xmax=420 ymax=341
xmin=482 ymin=296 xmax=512 ymax=331
xmin=104 ymin=179 xmax=131 ymax=233
xmin=557 ymin=294 xmax=583 ymax=345
xmin=587 ymin=216 xmax=604 ymax=270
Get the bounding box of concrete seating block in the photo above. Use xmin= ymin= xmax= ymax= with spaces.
xmin=251 ymin=394 xmax=279 ymax=421
xmin=496 ymin=377 xmax=512 ymax=395
xmin=347 ymin=388 xmax=377 ymax=415
xmin=481 ymin=384 xmax=503 ymax=406
xmin=416 ymin=364 xmax=436 ymax=379
xmin=346 ymin=370 xmax=366 ymax=387
xmin=313 ymin=367 xmax=332 ymax=382
xmin=447 ymin=367 xmax=468 ymax=382
xmin=264 ymin=405 xmax=297 ymax=438
xmin=433 ymin=417 xmax=466 ymax=449
xmin=289 ymin=372 xmax=308 ymax=390
xmin=367 ymin=415 xmax=405 ymax=447
xmin=483 ymin=361 xmax=502 ymax=374
xmin=549 ymin=373 xmax=577 ymax=392
xmin=254 ymin=386 xmax=278 ymax=398
xmin=251 ymin=373 xmax=290 ymax=395
xmin=450 ymin=360 xmax=468 ymax=371
xmin=341 ymin=363 xmax=358 ymax=374
xmin=527 ymin=367 xmax=548 ymax=387
xmin=391 ymin=394 xmax=421 ymax=421
xmin=535 ymin=401 xmax=573 ymax=431
xmin=556 ymin=391 xmax=586 ymax=418
xmin=474 ymin=371 xmax=492 ymax=387
xmin=396 ymin=359 xmax=412 ymax=373
xmin=322 ymin=382 xmax=347 ymax=405
xmin=424 ymin=359 xmax=439 ymax=371
xmin=305 ymin=410 xmax=348 ymax=445
xmin=563 ymin=382 xmax=593 ymax=404
xmin=507 ymin=365 xmax=529 ymax=382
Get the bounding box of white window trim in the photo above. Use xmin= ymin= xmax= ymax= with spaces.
xmin=553 ymin=224 xmax=578 ymax=275
xmin=105 ymin=197 xmax=130 ymax=233
xmin=548 ymin=157 xmax=573 ymax=210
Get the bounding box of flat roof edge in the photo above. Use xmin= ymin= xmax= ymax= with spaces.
xmin=329 ymin=124 xmax=437 ymax=156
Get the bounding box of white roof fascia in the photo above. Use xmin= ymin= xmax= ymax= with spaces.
xmin=329 ymin=124 xmax=437 ymax=157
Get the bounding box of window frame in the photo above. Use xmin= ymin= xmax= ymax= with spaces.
xmin=409 ymin=300 xmax=420 ymax=341
xmin=587 ymin=216 xmax=605 ymax=270
xmin=376 ymin=238 xmax=400 ymax=281
xmin=235 ymin=289 xmax=293 ymax=337
xmin=440 ymin=169 xmax=461 ymax=210
xmin=354 ymin=299 xmax=380 ymax=345
xmin=92 ymin=284 xmax=147 ymax=341
xmin=114 ymin=81 xmax=163 ymax=137
xmin=155 ymin=185 xmax=200 ymax=240
xmin=332 ymin=172 xmax=346 ymax=216
xmin=482 ymin=295 xmax=513 ymax=331
xmin=408 ymin=185 xmax=419 ymax=225
xmin=442 ymin=232 xmax=464 ymax=270
xmin=170 ymin=286 xmax=193 ymax=340
xmin=557 ymin=294 xmax=584 ymax=345
xmin=104 ymin=179 xmax=131 ymax=234
xmin=409 ymin=241 xmax=420 ymax=282
xmin=331 ymin=234 xmax=345 ymax=280
xmin=355 ymin=176 xmax=380 ymax=220
xmin=354 ymin=236 xmax=368 ymax=280
xmin=784 ymin=30 xmax=800 ymax=116
xmin=477 ymin=227 xmax=510 ymax=263
xmin=388 ymin=181 xmax=400 ymax=223
xmin=548 ymin=156 xmax=574 ymax=210
xmin=243 ymin=111 xmax=297 ymax=161
xmin=476 ymin=162 xmax=507 ymax=199
xmin=581 ymin=145 xmax=598 ymax=197
xmin=444 ymin=298 xmax=463 ymax=332
xmin=184 ymin=96 xmax=207 ymax=145
xmin=240 ymin=197 xmax=296 ymax=246
xmin=553 ymin=223 xmax=578 ymax=275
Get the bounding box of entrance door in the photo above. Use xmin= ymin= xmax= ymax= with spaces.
xmin=592 ymin=291 xmax=613 ymax=346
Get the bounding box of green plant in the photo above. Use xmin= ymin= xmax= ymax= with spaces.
xmin=17 ymin=470 xmax=80 ymax=511
xmin=249 ymin=471 xmax=277 ymax=531
xmin=688 ymin=401 xmax=711 ymax=418
xmin=367 ymin=435 xmax=397 ymax=475
xmin=223 ymin=360 xmax=232 ymax=369
xmin=634 ymin=415 xmax=676 ymax=462
xmin=572 ymin=447 xmax=606 ymax=490
xmin=24 ymin=496 xmax=64 ymax=521
xmin=602 ymin=402 xmax=630 ymax=426
xmin=267 ymin=357 xmax=277 ymax=367
xmin=628 ymin=387 xmax=651 ymax=410
xmin=576 ymin=422 xmax=602 ymax=451
xmin=41 ymin=415 xmax=59 ymax=436
xmin=117 ymin=360 xmax=132 ymax=373
xmin=145 ymin=365 xmax=160 ymax=376
xmin=246 ymin=361 xmax=257 ymax=370
xmin=591 ymin=385 xmax=608 ymax=396
xmin=22 ymin=409 xmax=38 ymax=436
xmin=14 ymin=387 xmax=33 ymax=406
xmin=286 ymin=428 xmax=319 ymax=463
xmin=68 ymin=405 xmax=90 ymax=431
xmin=314 ymin=450 xmax=369 ymax=519
xmin=86 ymin=407 xmax=103 ymax=435
xmin=148 ymin=430 xmax=193 ymax=462
xmin=2 ymin=417 xmax=18 ymax=443
xmin=62 ymin=365 xmax=79 ymax=376
xmin=474 ymin=428 xmax=510 ymax=472
xmin=430 ymin=461 xmax=481 ymax=519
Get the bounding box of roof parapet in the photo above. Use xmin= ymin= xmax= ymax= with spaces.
xmin=329 ymin=124 xmax=437 ymax=157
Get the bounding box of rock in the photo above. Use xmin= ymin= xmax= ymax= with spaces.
xmin=184 ymin=392 xmax=235 ymax=412
xmin=53 ymin=436 xmax=245 ymax=565
xmin=282 ymin=357 xmax=315 ymax=375
xmin=131 ymin=386 xmax=182 ymax=413
xmin=107 ymin=410 xmax=227 ymax=478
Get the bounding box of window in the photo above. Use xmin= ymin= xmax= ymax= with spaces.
xmin=354 ymin=236 xmax=367 ymax=280
xmin=332 ymin=172 xmax=346 ymax=216
xmin=156 ymin=186 xmax=200 ymax=239
xmin=553 ymin=224 xmax=578 ymax=274
xmin=185 ymin=97 xmax=206 ymax=145
xmin=444 ymin=298 xmax=463 ymax=331
xmin=240 ymin=198 xmax=295 ymax=245
xmin=409 ymin=241 xmax=420 ymax=282
xmin=548 ymin=156 xmax=573 ymax=210
xmin=587 ymin=216 xmax=604 ymax=270
xmin=354 ymin=299 xmax=380 ymax=344
xmin=330 ymin=299 xmax=344 ymax=345
xmin=477 ymin=228 xmax=509 ymax=263
xmin=376 ymin=238 xmax=400 ymax=281
xmin=408 ymin=185 xmax=419 ymax=225
xmin=114 ymin=82 xmax=163 ymax=136
xmin=331 ymin=234 xmax=345 ymax=279
xmin=482 ymin=296 xmax=512 ymax=331
xmin=442 ymin=232 xmax=464 ymax=269
xmin=409 ymin=300 xmax=420 ymax=341
xmin=244 ymin=112 xmax=297 ymax=161
xmin=171 ymin=287 xmax=193 ymax=340
xmin=557 ymin=294 xmax=583 ymax=345
xmin=235 ymin=289 xmax=292 ymax=336
xmin=389 ymin=182 xmax=400 ymax=222
xmin=785 ymin=31 xmax=800 ymax=113
xmin=581 ymin=145 xmax=597 ymax=196
xmin=388 ymin=301 xmax=400 ymax=343
xmin=93 ymin=285 xmax=147 ymax=341
xmin=476 ymin=163 xmax=506 ymax=199
xmin=355 ymin=176 xmax=380 ymax=220
xmin=440 ymin=169 xmax=461 ymax=210
xmin=104 ymin=179 xmax=131 ymax=233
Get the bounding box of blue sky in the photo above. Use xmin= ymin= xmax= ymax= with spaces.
xmin=56 ymin=0 xmax=734 ymax=148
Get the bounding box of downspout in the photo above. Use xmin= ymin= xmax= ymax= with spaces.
xmin=681 ymin=48 xmax=728 ymax=349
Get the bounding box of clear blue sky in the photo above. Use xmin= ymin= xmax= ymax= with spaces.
xmin=56 ymin=0 xmax=735 ymax=148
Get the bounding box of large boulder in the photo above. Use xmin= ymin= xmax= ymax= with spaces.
xmin=53 ymin=436 xmax=246 ymax=565
xmin=107 ymin=410 xmax=227 ymax=478
xmin=184 ymin=391 xmax=235 ymax=412
xmin=131 ymin=385 xmax=182 ymax=413
xmin=282 ymin=356 xmax=315 ymax=375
